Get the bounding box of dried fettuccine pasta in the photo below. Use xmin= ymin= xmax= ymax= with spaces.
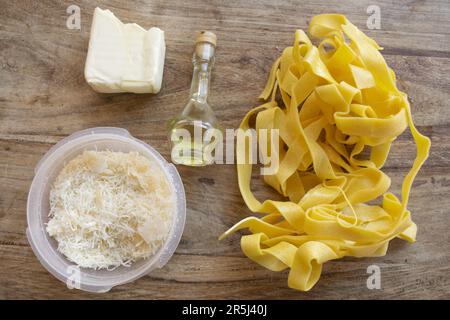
xmin=220 ymin=14 xmax=430 ymax=291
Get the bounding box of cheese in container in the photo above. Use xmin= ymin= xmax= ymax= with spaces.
xmin=26 ymin=127 xmax=186 ymax=292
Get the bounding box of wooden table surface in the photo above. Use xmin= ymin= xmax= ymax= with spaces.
xmin=1 ymin=0 xmax=449 ymax=299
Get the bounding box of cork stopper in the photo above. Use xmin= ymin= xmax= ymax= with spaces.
xmin=196 ymin=31 xmax=217 ymax=47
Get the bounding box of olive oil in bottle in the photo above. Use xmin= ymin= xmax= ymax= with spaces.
xmin=169 ymin=31 xmax=221 ymax=166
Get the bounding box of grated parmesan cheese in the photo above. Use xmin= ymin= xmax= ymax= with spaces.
xmin=46 ymin=150 xmax=175 ymax=270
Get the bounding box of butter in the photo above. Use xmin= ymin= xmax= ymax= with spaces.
xmin=84 ymin=7 xmax=165 ymax=94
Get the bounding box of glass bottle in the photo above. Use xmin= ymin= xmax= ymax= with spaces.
xmin=168 ymin=31 xmax=222 ymax=166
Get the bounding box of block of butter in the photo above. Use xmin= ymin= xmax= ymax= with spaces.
xmin=84 ymin=7 xmax=165 ymax=94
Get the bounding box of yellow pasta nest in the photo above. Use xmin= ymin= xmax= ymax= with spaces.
xmin=220 ymin=14 xmax=430 ymax=291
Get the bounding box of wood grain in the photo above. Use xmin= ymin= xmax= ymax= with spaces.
xmin=0 ymin=0 xmax=449 ymax=299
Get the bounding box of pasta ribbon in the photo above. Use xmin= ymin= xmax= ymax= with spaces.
xmin=220 ymin=14 xmax=430 ymax=291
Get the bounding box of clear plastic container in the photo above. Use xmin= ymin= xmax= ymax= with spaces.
xmin=26 ymin=127 xmax=186 ymax=293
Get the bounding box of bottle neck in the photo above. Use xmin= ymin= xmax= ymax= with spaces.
xmin=189 ymin=61 xmax=212 ymax=104
xmin=189 ymin=42 xmax=215 ymax=104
